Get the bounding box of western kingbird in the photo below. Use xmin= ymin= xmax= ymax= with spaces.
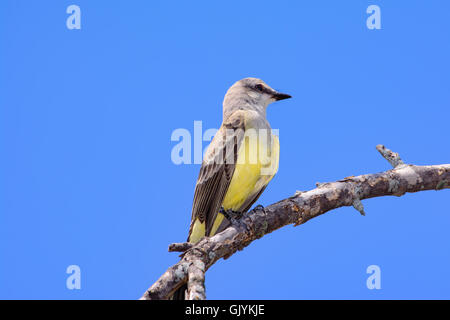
xmin=173 ymin=78 xmax=291 ymax=299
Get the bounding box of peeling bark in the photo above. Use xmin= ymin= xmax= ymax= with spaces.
xmin=140 ymin=146 xmax=450 ymax=300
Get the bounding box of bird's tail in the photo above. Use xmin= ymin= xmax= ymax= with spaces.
xmin=170 ymin=283 xmax=187 ymax=300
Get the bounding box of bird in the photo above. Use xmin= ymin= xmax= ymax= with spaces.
xmin=172 ymin=77 xmax=291 ymax=299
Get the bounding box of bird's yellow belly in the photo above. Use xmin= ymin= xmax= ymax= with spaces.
xmin=209 ymin=134 xmax=280 ymax=235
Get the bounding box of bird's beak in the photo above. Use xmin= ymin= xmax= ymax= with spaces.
xmin=272 ymin=91 xmax=292 ymax=101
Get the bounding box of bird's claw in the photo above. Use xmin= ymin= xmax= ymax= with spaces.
xmin=220 ymin=207 xmax=243 ymax=221
xmin=253 ymin=204 xmax=265 ymax=211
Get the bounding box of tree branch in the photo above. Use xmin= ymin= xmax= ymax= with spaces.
xmin=140 ymin=145 xmax=450 ymax=300
xmin=186 ymin=248 xmax=207 ymax=300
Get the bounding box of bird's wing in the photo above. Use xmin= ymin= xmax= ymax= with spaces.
xmin=187 ymin=111 xmax=246 ymax=241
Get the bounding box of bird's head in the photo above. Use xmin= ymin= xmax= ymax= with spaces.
xmin=223 ymin=78 xmax=291 ymax=112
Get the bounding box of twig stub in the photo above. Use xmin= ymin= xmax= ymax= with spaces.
xmin=168 ymin=242 xmax=193 ymax=252
xmin=376 ymin=144 xmax=405 ymax=168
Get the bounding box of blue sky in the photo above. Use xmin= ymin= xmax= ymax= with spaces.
xmin=1 ymin=1 xmax=449 ymax=299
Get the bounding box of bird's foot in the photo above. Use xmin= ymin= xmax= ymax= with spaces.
xmin=253 ymin=204 xmax=265 ymax=211
xmin=220 ymin=207 xmax=243 ymax=221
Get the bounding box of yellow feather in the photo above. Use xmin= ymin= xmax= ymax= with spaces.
xmin=189 ymin=218 xmax=205 ymax=243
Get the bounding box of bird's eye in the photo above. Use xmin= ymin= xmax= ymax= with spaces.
xmin=255 ymin=84 xmax=264 ymax=92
